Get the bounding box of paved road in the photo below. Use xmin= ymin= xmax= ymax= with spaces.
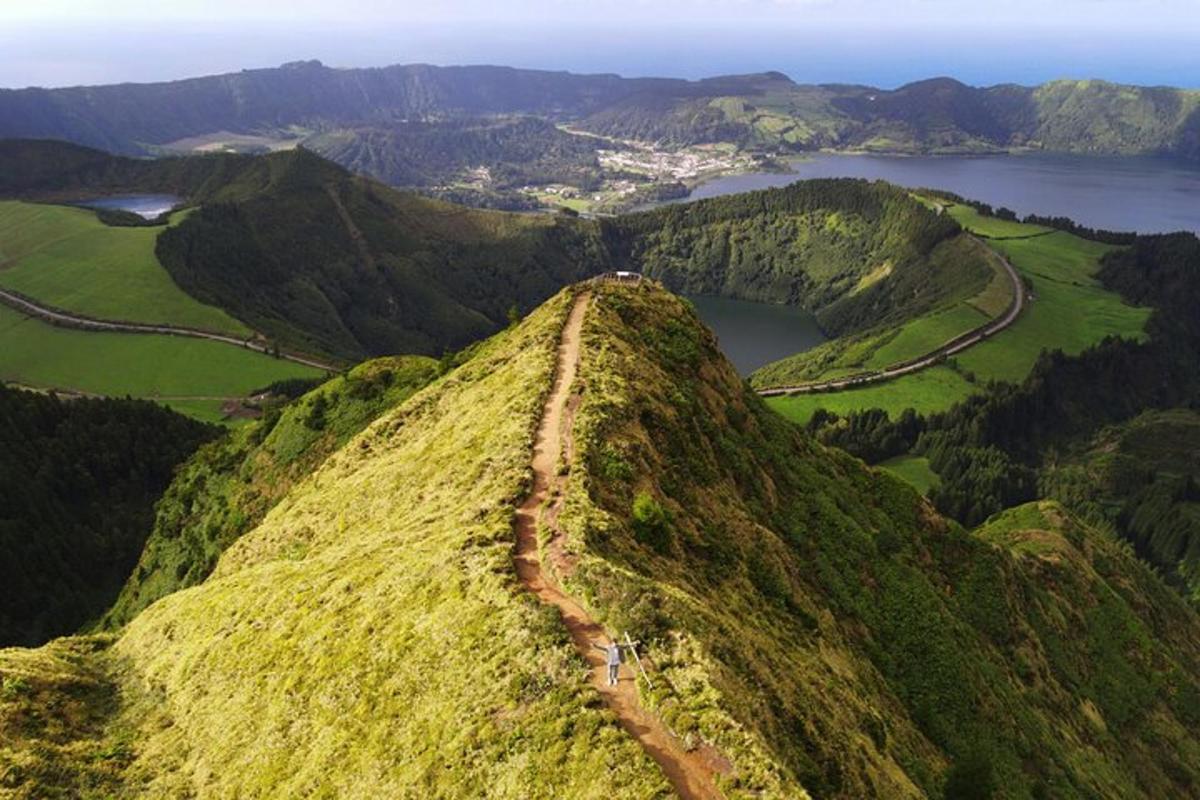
xmin=0 ymin=287 xmax=339 ymax=372
xmin=756 ymin=237 xmax=1026 ymax=397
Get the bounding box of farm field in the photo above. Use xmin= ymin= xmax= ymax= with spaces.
xmin=864 ymin=303 xmax=990 ymax=369
xmin=0 ymin=304 xmax=322 ymax=419
xmin=951 ymin=223 xmax=1151 ymax=384
xmin=765 ymin=365 xmax=979 ymax=424
xmin=944 ymin=204 xmax=1053 ymax=238
xmin=0 ymin=201 xmax=250 ymax=336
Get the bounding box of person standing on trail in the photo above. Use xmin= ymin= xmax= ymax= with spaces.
xmin=594 ymin=640 xmax=623 ymax=686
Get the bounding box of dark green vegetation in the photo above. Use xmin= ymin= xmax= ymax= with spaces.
xmin=0 ymin=385 xmax=216 ymax=647
xmin=604 ymin=179 xmax=1013 ymax=391
xmin=607 ymin=179 xmax=981 ymax=339
xmin=3 ymin=282 xmax=1199 ymax=798
xmin=103 ymin=355 xmax=438 ymax=627
xmin=152 ymin=148 xmax=609 ymax=360
xmin=1040 ymin=409 xmax=1200 ymax=602
xmin=304 ymin=116 xmax=607 ymax=191
xmin=3 ymin=62 xmax=1199 ymax=163
xmin=563 ymin=285 xmax=1200 ymax=797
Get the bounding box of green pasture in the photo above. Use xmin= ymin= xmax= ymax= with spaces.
xmin=878 ymin=455 xmax=940 ymax=495
xmin=0 ymin=305 xmax=322 ymax=412
xmin=765 ymin=365 xmax=979 ymax=424
xmin=865 ymin=303 xmax=990 ymax=369
xmin=944 ymin=204 xmax=1052 ymax=239
xmin=954 ymin=231 xmax=1151 ymax=383
xmin=0 ymin=201 xmax=249 ymax=336
xmin=782 ymin=200 xmax=1152 ymax=417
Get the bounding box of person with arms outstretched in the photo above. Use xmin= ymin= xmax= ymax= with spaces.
xmin=594 ymin=639 xmax=623 ymax=686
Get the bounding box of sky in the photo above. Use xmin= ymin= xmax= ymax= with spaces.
xmin=2 ymin=0 xmax=1199 ymax=89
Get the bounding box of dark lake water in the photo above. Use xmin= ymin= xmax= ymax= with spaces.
xmin=79 ymin=194 xmax=181 ymax=219
xmin=686 ymin=295 xmax=826 ymax=375
xmin=687 ymin=153 xmax=1200 ymax=234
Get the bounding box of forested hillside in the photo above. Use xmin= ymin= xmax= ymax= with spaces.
xmin=152 ymin=148 xmax=610 ymax=359
xmin=0 ymin=385 xmax=216 ymax=646
xmin=806 ymin=226 xmax=1200 ymax=600
xmin=303 ymin=116 xmax=607 ymax=190
xmin=1 ymin=142 xmax=998 ymax=369
xmin=4 ymin=61 xmax=1198 ymax=163
xmin=3 ymin=283 xmax=1198 ymax=798
xmin=0 ymin=140 xmax=614 ymax=360
xmin=606 ymin=178 xmax=991 ymax=339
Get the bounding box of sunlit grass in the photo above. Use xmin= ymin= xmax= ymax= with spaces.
xmin=0 ymin=201 xmax=249 ymax=336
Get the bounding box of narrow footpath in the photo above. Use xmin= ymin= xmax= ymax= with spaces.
xmin=512 ymin=292 xmax=724 ymax=800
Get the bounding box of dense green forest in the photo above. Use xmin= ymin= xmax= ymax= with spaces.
xmin=2 ymin=62 xmax=1198 ymax=164
xmin=304 ymin=117 xmax=607 ymax=190
xmin=605 ymin=178 xmax=991 ymax=339
xmin=0 ymin=385 xmax=216 ymax=646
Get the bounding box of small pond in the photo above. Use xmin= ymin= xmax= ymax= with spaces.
xmin=79 ymin=194 xmax=182 ymax=219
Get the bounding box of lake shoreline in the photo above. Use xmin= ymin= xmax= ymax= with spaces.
xmin=674 ymin=152 xmax=1200 ymax=234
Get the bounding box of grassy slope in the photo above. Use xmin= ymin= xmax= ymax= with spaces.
xmin=763 ymin=204 xmax=1152 ymax=421
xmin=0 ymin=304 xmax=321 ymax=402
xmin=0 ymin=201 xmax=249 ymax=336
xmin=103 ymin=355 xmax=439 ymax=628
xmin=947 ymin=211 xmax=1151 ymax=384
xmin=2 ymin=290 xmax=668 ymax=798
xmin=765 ymin=365 xmax=979 ymax=425
xmin=554 ymin=285 xmax=1200 ymax=798
xmin=749 ymin=234 xmax=1003 ymax=386
xmin=1 ymin=283 xmax=1199 ymax=798
xmin=878 ymin=455 xmax=940 ymax=495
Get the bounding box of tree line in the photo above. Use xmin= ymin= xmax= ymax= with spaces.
xmin=0 ymin=385 xmax=217 ymax=646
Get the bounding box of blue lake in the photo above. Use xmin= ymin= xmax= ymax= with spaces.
xmin=687 ymin=152 xmax=1200 ymax=234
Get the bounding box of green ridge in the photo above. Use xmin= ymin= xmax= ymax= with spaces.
xmin=1 ymin=283 xmax=1198 ymax=798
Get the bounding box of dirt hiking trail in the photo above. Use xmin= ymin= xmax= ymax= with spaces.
xmin=512 ymin=291 xmax=725 ymax=800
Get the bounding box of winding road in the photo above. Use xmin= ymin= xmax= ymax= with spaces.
xmin=0 ymin=286 xmax=339 ymax=372
xmin=512 ymin=292 xmax=725 ymax=800
xmin=756 ymin=237 xmax=1026 ymax=397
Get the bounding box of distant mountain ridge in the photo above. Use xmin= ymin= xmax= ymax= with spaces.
xmin=2 ymin=61 xmax=1199 ymax=161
